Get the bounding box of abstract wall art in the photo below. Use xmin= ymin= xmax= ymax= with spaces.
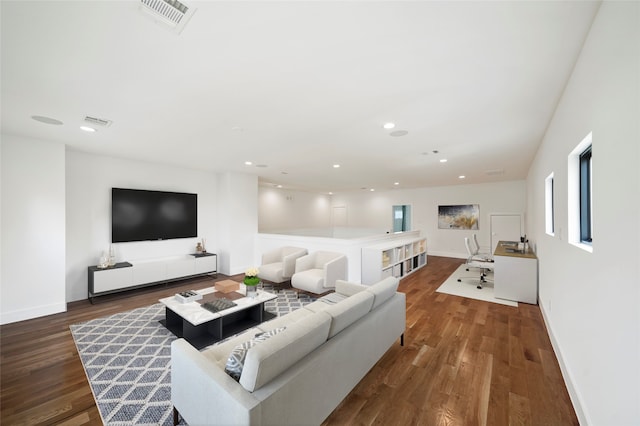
xmin=438 ymin=204 xmax=480 ymax=230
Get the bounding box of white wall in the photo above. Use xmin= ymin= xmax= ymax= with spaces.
xmin=330 ymin=181 xmax=526 ymax=258
xmin=217 ymin=172 xmax=258 ymax=276
xmin=258 ymin=187 xmax=332 ymax=232
xmin=1 ymin=135 xmax=66 ymax=324
xmin=526 ymin=2 xmax=639 ymax=424
xmin=66 ymin=151 xmax=219 ymax=302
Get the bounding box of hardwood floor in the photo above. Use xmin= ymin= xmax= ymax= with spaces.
xmin=323 ymin=256 xmax=578 ymax=426
xmin=0 ymin=256 xmax=578 ymax=425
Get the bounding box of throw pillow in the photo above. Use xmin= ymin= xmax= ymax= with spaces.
xmin=224 ymin=327 xmax=286 ymax=381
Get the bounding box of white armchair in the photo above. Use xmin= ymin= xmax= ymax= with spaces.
xmin=257 ymin=246 xmax=308 ymax=284
xmin=291 ymin=251 xmax=348 ymax=295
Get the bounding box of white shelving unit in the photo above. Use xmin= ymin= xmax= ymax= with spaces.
xmin=361 ymin=237 xmax=427 ymax=285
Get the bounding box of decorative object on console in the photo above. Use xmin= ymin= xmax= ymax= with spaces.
xmin=108 ymin=244 xmax=116 ymax=267
xmin=98 ymin=251 xmax=110 ymax=269
xmin=195 ymin=242 xmax=203 ymax=253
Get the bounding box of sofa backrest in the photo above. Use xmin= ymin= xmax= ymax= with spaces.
xmin=366 ymin=276 xmax=399 ymax=309
xmin=239 ymin=311 xmax=331 ymax=392
xmin=322 ymin=290 xmax=374 ymax=338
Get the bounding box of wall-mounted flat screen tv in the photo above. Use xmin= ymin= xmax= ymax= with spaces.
xmin=112 ymin=188 xmax=197 ymax=243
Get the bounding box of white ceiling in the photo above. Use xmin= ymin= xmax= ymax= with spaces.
xmin=1 ymin=0 xmax=600 ymax=193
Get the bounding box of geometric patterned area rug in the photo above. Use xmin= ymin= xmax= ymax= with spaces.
xmin=70 ymin=285 xmax=315 ymax=425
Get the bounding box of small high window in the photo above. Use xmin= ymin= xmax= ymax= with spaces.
xmin=579 ymin=146 xmax=592 ymax=243
xmin=568 ymin=132 xmax=593 ymax=252
xmin=545 ymin=173 xmax=555 ymax=236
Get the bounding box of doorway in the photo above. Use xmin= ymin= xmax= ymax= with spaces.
xmin=392 ymin=205 xmax=411 ymax=233
xmin=489 ymin=213 xmax=523 ymax=252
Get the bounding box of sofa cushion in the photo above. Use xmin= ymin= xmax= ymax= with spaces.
xmin=258 ymin=262 xmax=285 ymax=283
xmin=302 ymin=292 xmax=347 ymax=314
xmin=366 ymin=277 xmax=400 ymax=310
xmin=335 ymin=280 xmax=368 ymax=297
xmin=224 ymin=327 xmax=287 ymax=381
xmin=256 ymin=305 xmax=314 ymax=332
xmin=239 ymin=311 xmax=331 ymax=392
xmin=291 ymin=268 xmax=324 ymax=293
xmin=323 ymin=291 xmax=374 ymax=338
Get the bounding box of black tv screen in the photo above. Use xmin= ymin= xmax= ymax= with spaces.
xmin=112 ymin=188 xmax=197 ymax=243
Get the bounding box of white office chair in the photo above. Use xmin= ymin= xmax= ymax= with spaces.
xmin=471 ymin=233 xmax=493 ymax=261
xmin=458 ymin=237 xmax=494 ymax=289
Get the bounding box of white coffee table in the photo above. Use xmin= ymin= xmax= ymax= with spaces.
xmin=160 ymin=285 xmax=277 ymax=349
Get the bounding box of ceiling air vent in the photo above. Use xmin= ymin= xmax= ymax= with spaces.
xmin=485 ymin=168 xmax=505 ymax=176
xmin=140 ymin=0 xmax=196 ymax=34
xmin=84 ymin=116 xmax=112 ymax=127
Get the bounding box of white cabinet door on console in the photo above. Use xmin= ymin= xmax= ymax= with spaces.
xmin=195 ymin=254 xmax=217 ymax=274
xmin=93 ymin=266 xmax=133 ymax=293
xmin=132 ymin=262 xmax=167 ymax=286
xmin=167 ymin=258 xmax=196 ymax=280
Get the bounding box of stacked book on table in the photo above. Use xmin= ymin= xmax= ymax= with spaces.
xmin=175 ymin=290 xmax=203 ymax=303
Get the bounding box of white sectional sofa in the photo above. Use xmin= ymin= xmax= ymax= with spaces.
xmin=171 ymin=276 xmax=406 ymax=426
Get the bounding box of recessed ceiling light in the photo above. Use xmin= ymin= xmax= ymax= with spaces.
xmin=390 ymin=130 xmax=408 ymax=137
xmin=333 ymin=164 xmax=340 ymax=168
xmin=440 ymin=159 xmax=448 ymax=163
xmin=276 ymin=185 xmax=282 ymax=188
xmin=31 ymin=115 xmax=63 ymax=125
xmin=383 ymin=122 xmax=395 ymax=129
xmin=370 ymin=189 xmax=375 ymax=192
xmin=80 ymin=126 xmax=96 ymax=132
xmin=394 ymin=182 xmax=400 ymax=186
xmin=459 ymin=175 xmax=466 ymax=179
xmin=245 ymin=161 xmax=253 ymax=166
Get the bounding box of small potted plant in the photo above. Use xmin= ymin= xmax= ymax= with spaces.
xmin=243 ymin=267 xmax=260 ymax=297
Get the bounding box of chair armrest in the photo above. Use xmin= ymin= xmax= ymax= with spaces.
xmin=282 ymin=249 xmax=307 ymax=278
xmin=323 ymin=256 xmax=348 ymax=288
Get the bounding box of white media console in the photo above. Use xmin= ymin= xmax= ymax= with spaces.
xmin=88 ymin=252 xmax=217 ymax=302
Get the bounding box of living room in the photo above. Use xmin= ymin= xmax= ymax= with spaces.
xmin=1 ymin=1 xmax=639 ymax=425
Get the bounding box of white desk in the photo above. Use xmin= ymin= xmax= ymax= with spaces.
xmin=493 ymin=241 xmax=538 ymax=304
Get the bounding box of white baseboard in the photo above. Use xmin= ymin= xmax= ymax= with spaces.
xmin=427 ymin=250 xmax=467 ymax=259
xmin=539 ymin=301 xmax=589 ymax=425
xmin=0 ymin=302 xmax=66 ymax=325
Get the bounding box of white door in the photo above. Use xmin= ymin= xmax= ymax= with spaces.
xmin=332 ymin=206 xmax=348 ymax=227
xmin=490 ymin=213 xmax=523 ymax=252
